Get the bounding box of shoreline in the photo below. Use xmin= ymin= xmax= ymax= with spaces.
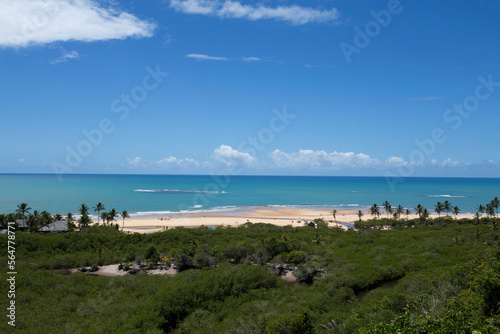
xmin=94 ymin=206 xmax=476 ymax=234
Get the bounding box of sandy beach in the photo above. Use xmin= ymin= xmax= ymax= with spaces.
xmin=99 ymin=207 xmax=476 ymax=234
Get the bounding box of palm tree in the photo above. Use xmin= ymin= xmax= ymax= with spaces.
xmin=78 ymin=204 xmax=89 ymax=216
xmin=15 ymin=202 xmax=31 ymax=226
xmin=40 ymin=210 xmax=54 ymax=229
xmin=452 ymin=206 xmax=460 ymax=220
xmin=331 ymin=210 xmax=337 ymax=221
xmin=357 ymin=210 xmax=363 ymax=221
xmin=491 ymin=197 xmax=499 ymax=220
xmin=54 ymin=213 xmax=63 ymax=221
xmin=405 ymin=208 xmax=411 ymax=221
xmin=66 ymin=213 xmax=75 ymax=228
xmin=78 ymin=214 xmax=92 ymax=229
xmin=370 ymin=204 xmax=380 ymax=219
xmin=415 ymin=204 xmax=423 ymax=220
xmin=443 ymin=200 xmax=452 ymax=217
xmin=422 ymin=208 xmax=430 ymax=224
xmin=77 ymin=204 xmax=92 ymax=229
xmin=100 ymin=212 xmax=109 ymax=224
xmin=435 ymin=202 xmax=444 ymax=221
xmin=27 ymin=210 xmax=40 ymax=231
xmin=396 ymin=205 xmax=404 ymax=220
xmin=477 ymin=204 xmax=485 ymax=219
xmin=121 ymin=210 xmax=130 ymax=231
xmin=93 ymin=202 xmax=106 ymax=225
xmin=108 ymin=209 xmax=118 ymax=225
xmin=382 ymin=201 xmax=392 ymax=218
xmin=486 ymin=203 xmax=495 ymax=219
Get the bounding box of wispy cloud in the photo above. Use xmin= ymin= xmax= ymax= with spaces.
xmin=169 ymin=0 xmax=340 ymax=25
xmin=1 ymin=0 xmax=156 ymax=48
xmin=441 ymin=158 xmax=461 ymax=167
xmin=187 ymin=54 xmax=268 ymax=62
xmin=186 ymin=53 xmax=229 ymax=61
xmin=483 ymin=159 xmax=500 ymax=166
xmin=408 ymin=96 xmax=444 ymax=101
xmin=18 ymin=158 xmax=32 ymax=167
xmin=242 ymin=57 xmax=262 ymax=62
xmin=156 ymin=157 xmax=201 ymax=168
xmin=387 ymin=157 xmax=462 ymax=168
xmin=268 ymin=149 xmax=380 ymax=169
xmin=51 ymin=50 xmax=79 ymax=64
xmin=127 ymin=156 xmax=203 ymax=169
xmin=127 ymin=157 xmax=143 ymax=167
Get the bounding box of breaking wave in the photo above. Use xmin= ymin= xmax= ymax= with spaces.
xmin=134 ymin=189 xmax=227 ymax=194
xmin=426 ymin=194 xmax=468 ymax=198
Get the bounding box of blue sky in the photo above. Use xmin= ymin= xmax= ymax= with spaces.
xmin=1 ymin=0 xmax=499 ymax=177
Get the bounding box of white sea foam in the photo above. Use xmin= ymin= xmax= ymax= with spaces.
xmin=427 ymin=195 xmax=468 ymax=198
xmin=134 ymin=189 xmax=227 ymax=194
xmin=131 ymin=206 xmax=241 ymax=218
xmin=132 ymin=210 xmax=177 ymax=216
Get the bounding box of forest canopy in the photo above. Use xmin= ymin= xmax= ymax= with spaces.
xmin=1 ymin=216 xmax=499 ymax=333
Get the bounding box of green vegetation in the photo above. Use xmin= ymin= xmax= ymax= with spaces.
xmin=1 ymin=198 xmax=499 ymax=332
xmin=1 ymin=214 xmax=499 ymax=333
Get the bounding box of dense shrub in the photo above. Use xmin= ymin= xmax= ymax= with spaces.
xmin=0 ymin=221 xmax=499 ymax=333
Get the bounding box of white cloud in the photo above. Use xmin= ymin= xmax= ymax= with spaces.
xmin=268 ymin=149 xmax=380 ymax=169
xmin=483 ymin=159 xmax=500 ymax=166
xmin=51 ymin=50 xmax=79 ymax=64
xmin=170 ymin=0 xmax=218 ymax=15
xmin=156 ymin=157 xmax=200 ymax=168
xmin=188 ymin=54 xmax=271 ymax=63
xmin=127 ymin=156 xmax=203 ymax=169
xmin=1 ymin=0 xmax=156 ymax=48
xmin=386 ymin=156 xmax=462 ymax=168
xmin=127 ymin=157 xmax=143 ymax=167
xmin=442 ymin=158 xmax=460 ymax=167
xmin=18 ymin=158 xmax=32 ymax=166
xmin=169 ymin=0 xmax=340 ymax=25
xmin=213 ymin=145 xmax=258 ymax=168
xmin=384 ymin=156 xmax=409 ymax=168
xmin=186 ymin=53 xmax=229 ymax=61
xmin=242 ymin=57 xmax=261 ymax=62
xmin=408 ymin=96 xmax=444 ymax=101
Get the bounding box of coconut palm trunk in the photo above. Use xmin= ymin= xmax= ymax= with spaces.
xmin=121 ymin=210 xmax=130 ymax=231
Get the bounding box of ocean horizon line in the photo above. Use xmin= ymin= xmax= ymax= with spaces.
xmin=1 ymin=172 xmax=499 ymax=180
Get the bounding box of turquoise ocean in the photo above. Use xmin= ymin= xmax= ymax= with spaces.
xmin=0 ymin=174 xmax=499 ymax=217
